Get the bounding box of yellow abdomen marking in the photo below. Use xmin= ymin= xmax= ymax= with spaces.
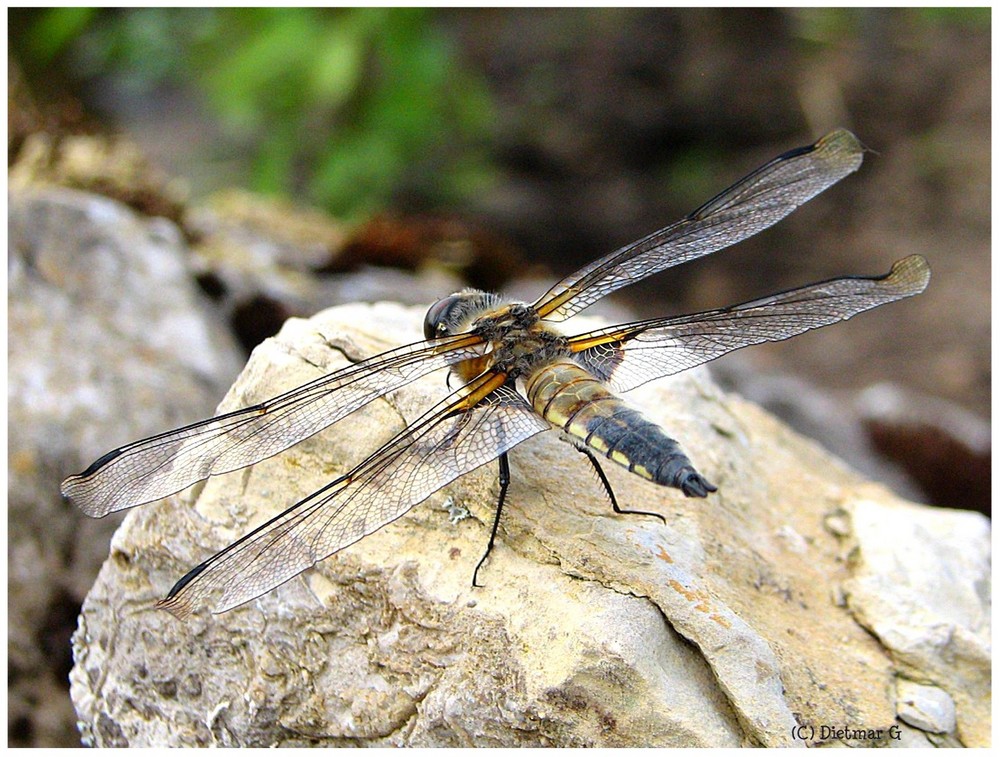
xmin=524 ymin=359 xmax=684 ymax=486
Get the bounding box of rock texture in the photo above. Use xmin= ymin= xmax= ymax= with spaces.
xmin=69 ymin=302 xmax=990 ymax=747
xmin=8 ymin=186 xmax=244 ymax=746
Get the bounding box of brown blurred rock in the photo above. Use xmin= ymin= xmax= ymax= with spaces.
xmin=323 ymin=212 xmax=538 ymax=294
xmin=10 ymin=132 xmax=187 ymax=224
xmin=184 ymin=195 xmax=468 ymax=353
xmin=857 ymin=383 xmax=991 ymax=517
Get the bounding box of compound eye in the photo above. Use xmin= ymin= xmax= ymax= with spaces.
xmin=424 ymin=294 xmax=462 ymax=341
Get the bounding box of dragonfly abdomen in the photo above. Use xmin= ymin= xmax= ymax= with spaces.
xmin=524 ymin=360 xmax=716 ymax=496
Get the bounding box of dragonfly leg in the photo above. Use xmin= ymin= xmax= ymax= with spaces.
xmin=579 ymin=447 xmax=666 ymax=524
xmin=472 ymin=451 xmax=510 ymax=587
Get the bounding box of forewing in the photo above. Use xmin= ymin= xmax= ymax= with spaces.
xmin=62 ymin=333 xmax=484 ymax=517
xmin=157 ymin=377 xmax=549 ymax=617
xmin=570 ymin=255 xmax=930 ymax=394
xmin=534 ymin=129 xmax=864 ymax=322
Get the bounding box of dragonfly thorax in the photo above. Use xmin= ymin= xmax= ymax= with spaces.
xmin=490 ymin=324 xmax=569 ymax=378
xmin=428 ymin=292 xmax=570 ymax=383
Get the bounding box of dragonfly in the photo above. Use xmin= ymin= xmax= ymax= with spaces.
xmin=62 ymin=129 xmax=930 ymax=618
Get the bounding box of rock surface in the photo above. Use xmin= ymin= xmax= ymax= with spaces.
xmin=69 ymin=302 xmax=990 ymax=747
xmin=895 ymin=680 xmax=957 ymax=735
xmin=8 ymin=186 xmax=244 ymax=746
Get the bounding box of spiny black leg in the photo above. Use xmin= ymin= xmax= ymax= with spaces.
xmin=473 ymin=451 xmax=511 ymax=587
xmin=579 ymin=447 xmax=666 ymax=524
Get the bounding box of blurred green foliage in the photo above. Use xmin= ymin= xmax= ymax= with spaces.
xmin=15 ymin=7 xmax=497 ymax=218
xmin=911 ymin=6 xmax=991 ymax=27
xmin=789 ymin=6 xmax=990 ymax=49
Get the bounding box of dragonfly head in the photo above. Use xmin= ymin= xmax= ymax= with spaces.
xmin=424 ymin=289 xmax=503 ymax=340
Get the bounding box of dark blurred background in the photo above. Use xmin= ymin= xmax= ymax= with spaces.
xmin=8 ymin=7 xmax=990 ymax=747
xmin=10 ymin=7 xmax=989 ymax=411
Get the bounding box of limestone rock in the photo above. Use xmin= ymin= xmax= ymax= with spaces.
xmin=895 ymin=680 xmax=957 ymax=735
xmin=843 ymin=492 xmax=990 ymax=746
xmin=69 ymin=302 xmax=990 ymax=747
xmin=8 ymin=186 xmax=244 ymax=745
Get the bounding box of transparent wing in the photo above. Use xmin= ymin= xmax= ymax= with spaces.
xmin=61 ymin=333 xmax=485 ymax=517
xmin=570 ymin=256 xmax=930 ymax=394
xmin=157 ymin=376 xmax=549 ymax=617
xmin=534 ymin=129 xmax=864 ymax=322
